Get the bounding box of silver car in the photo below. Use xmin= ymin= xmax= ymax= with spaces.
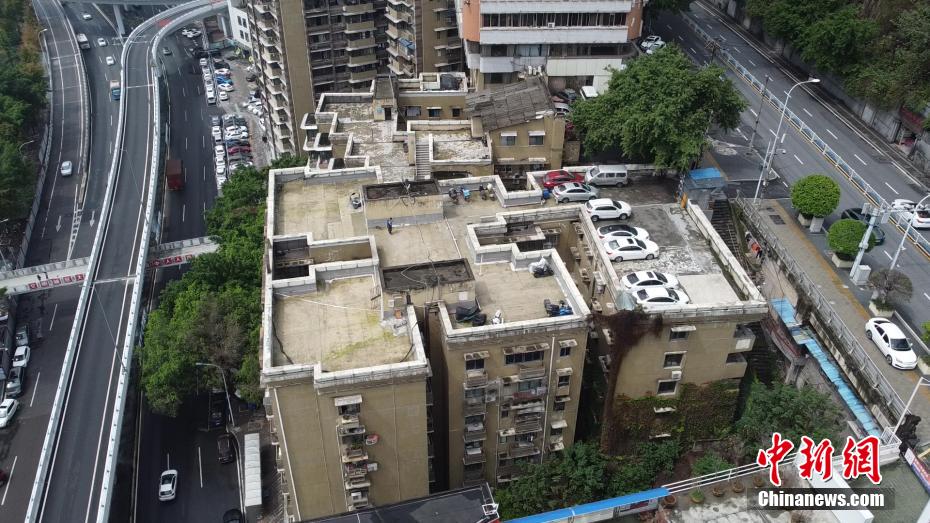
xmin=5 ymin=367 xmax=24 ymax=398
xmin=553 ymin=182 xmax=599 ymax=203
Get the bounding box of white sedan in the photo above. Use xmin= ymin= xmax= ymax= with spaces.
xmin=12 ymin=346 xmax=30 ymax=368
xmin=97 ymin=37 xmax=107 ymax=47
xmin=865 ymin=317 xmax=917 ymax=369
xmin=585 ymin=198 xmax=632 ymax=221
xmin=81 ymin=12 xmax=92 ymax=20
xmin=60 ymin=160 xmax=73 ymax=177
xmin=640 ymin=35 xmax=664 ymax=51
xmin=159 ymin=469 xmax=178 ymax=501
xmin=219 ymin=91 xmax=229 ymax=101
xmin=597 ymin=224 xmax=649 ymax=241
xmin=603 ymin=237 xmax=659 ymax=262
xmin=891 ymin=199 xmax=930 ymax=230
xmin=621 ymin=271 xmax=679 ymax=290
xmin=105 ymin=56 xmax=115 ymax=66
xmin=632 ymin=287 xmax=690 ymax=308
xmin=0 ymin=399 xmax=19 ymax=428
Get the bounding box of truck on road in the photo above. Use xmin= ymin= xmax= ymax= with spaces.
xmin=109 ymin=79 xmax=121 ymax=101
xmin=76 ymin=33 xmax=90 ymax=50
xmin=165 ymin=159 xmax=184 ymax=191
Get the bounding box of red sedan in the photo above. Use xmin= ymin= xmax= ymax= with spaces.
xmin=542 ymin=170 xmax=584 ymax=189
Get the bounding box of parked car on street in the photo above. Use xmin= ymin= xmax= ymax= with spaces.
xmin=12 ymin=346 xmax=30 ymax=368
xmin=891 ymin=199 xmax=930 ymax=230
xmin=5 ymin=367 xmax=25 ymax=398
xmin=865 ymin=317 xmax=917 ymax=369
xmin=217 ymin=433 xmax=235 ymax=463
xmin=0 ymin=399 xmax=19 ymax=428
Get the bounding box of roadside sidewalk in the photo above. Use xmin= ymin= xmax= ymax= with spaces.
xmin=744 ymin=199 xmax=930 ymax=444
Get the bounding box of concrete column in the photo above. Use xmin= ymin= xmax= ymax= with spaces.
xmin=113 ymin=4 xmax=126 ymax=36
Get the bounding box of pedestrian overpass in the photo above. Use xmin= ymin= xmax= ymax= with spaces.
xmin=0 ymin=236 xmax=217 ymax=295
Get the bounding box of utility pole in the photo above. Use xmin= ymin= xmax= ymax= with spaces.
xmin=747 ymin=75 xmax=772 ymax=154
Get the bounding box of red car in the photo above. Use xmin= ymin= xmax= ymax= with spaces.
xmin=542 ymin=170 xmax=584 ymax=189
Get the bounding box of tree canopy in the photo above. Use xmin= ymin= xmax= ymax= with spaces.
xmin=570 ymin=46 xmax=746 ymax=172
xmin=0 ymin=0 xmax=46 ymax=220
xmin=736 ymin=382 xmax=843 ymax=457
xmin=139 ymin=156 xmax=303 ymax=416
xmin=790 ymin=174 xmax=841 ymax=217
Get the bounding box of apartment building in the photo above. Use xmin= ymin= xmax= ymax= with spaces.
xmin=227 ymin=0 xmax=251 ymax=50
xmin=459 ymin=0 xmax=644 ymax=91
xmin=246 ymin=0 xmax=464 ymax=157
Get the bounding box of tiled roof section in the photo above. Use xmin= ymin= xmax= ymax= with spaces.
xmin=465 ymin=76 xmax=554 ymax=131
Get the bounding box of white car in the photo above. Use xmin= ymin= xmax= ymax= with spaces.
xmin=214 ymin=145 xmax=226 ymax=155
xmin=159 ymin=469 xmax=178 ymax=501
xmin=105 ymin=56 xmax=115 ymax=66
xmin=584 ymin=198 xmax=632 ymax=221
xmin=641 ymin=35 xmax=664 ymax=51
xmin=216 ymin=164 xmax=226 ymax=176
xmin=865 ymin=318 xmax=917 ymax=369
xmin=12 ymin=346 xmax=30 ymax=368
xmin=199 ymin=57 xmax=208 ymax=67
xmin=203 ymin=72 xmax=213 ymax=81
xmin=645 ymin=41 xmax=666 ymax=55
xmin=621 ymin=271 xmax=679 ymax=290
xmin=0 ymin=398 xmax=19 ymax=429
xmin=891 ymin=199 xmax=930 ymax=230
xmin=81 ymin=12 xmax=92 ymax=20
xmin=603 ymin=237 xmax=659 ymax=262
xmin=218 ymin=83 xmax=234 ymax=92
xmin=214 ymin=68 xmax=230 ymax=76
xmin=219 ymin=91 xmax=229 ymax=101
xmin=597 ymin=224 xmax=649 ymax=241
xmin=60 ymin=160 xmax=73 ymax=177
xmin=97 ymin=37 xmax=107 ymax=47
xmin=632 ymin=287 xmax=690 ymax=308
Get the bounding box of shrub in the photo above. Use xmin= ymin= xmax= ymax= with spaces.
xmin=791 ymin=175 xmax=840 ymax=217
xmin=827 ymin=219 xmax=871 ymax=259
xmin=692 ymin=452 xmax=733 ymax=477
xmin=923 ymin=322 xmax=930 ymax=345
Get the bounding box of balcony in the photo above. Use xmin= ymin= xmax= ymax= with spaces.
xmin=556 ymin=385 xmax=571 ymax=396
xmin=258 ymin=34 xmax=278 ymax=49
xmin=349 ymin=69 xmax=377 ymax=84
xmin=347 ymin=492 xmax=369 ymax=510
xmin=348 ymin=53 xmax=378 ymax=67
xmin=433 ymin=0 xmax=455 ymax=11
xmin=256 ymin=16 xmax=275 ymax=32
xmin=346 ymin=36 xmax=375 ymax=50
xmin=344 ymin=477 xmax=371 ymax=490
xmin=385 ymin=25 xmax=400 ymax=40
xmin=463 ymin=428 xmax=486 ymax=443
xmin=464 ymin=369 xmax=488 ymax=388
xmin=463 ymin=452 xmax=486 ymax=465
xmin=463 ymin=468 xmax=485 ymax=483
xmin=518 ymin=362 xmax=545 ymax=380
xmin=267 ymin=80 xmax=285 ymax=95
xmin=340 ymin=444 xmax=368 ymax=463
xmin=446 ymin=37 xmax=462 ymax=49
xmin=343 ymin=463 xmax=368 ymax=479
xmin=346 ymin=20 xmax=375 ymax=33
xmin=342 ymin=1 xmax=375 ymax=14
xmin=254 ymin=1 xmax=274 ymax=15
xmin=310 ymin=40 xmax=332 ymax=51
xmin=734 ymin=327 xmax=756 ymax=352
xmin=507 ymin=387 xmax=548 ymax=402
xmin=509 ymin=442 xmax=541 ymax=458
xmin=260 ymin=47 xmax=280 ymax=64
xmin=549 ymin=436 xmax=565 ymax=452
xmin=337 ymin=416 xmax=366 ymax=437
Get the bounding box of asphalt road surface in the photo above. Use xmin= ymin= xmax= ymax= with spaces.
xmin=34 ymin=5 xmax=207 ymax=521
xmin=655 ymin=3 xmax=930 ymax=336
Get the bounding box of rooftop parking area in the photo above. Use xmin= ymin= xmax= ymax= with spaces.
xmin=446 ymin=262 xmax=568 ymax=329
xmin=273 ymin=178 xmax=367 ymax=239
xmin=272 ymin=275 xmax=411 ymax=371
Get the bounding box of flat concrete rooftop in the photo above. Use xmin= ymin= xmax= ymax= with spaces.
xmin=608 ymin=203 xmax=737 ymax=305
xmin=321 ymin=101 xmax=372 ymax=121
xmin=447 ymin=262 xmax=566 ymax=329
xmin=432 ymin=130 xmax=489 ymax=161
xmin=273 ymin=178 xmax=367 ymax=239
xmin=272 ymin=275 xmax=411 ymax=371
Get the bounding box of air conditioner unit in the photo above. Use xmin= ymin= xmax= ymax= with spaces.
xmin=546 ymin=22 xmax=555 ymax=28
xmin=558 ymin=339 xmax=577 ymax=349
xmin=670 ymin=370 xmax=682 ymax=380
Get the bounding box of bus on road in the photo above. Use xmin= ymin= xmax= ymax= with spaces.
xmin=76 ymin=33 xmax=90 ymax=50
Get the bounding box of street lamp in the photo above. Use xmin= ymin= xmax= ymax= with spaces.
xmin=889 ymin=194 xmax=930 ymax=270
xmin=196 ymin=362 xmax=235 ymax=430
xmin=753 ymin=77 xmax=820 ymax=202
xmin=891 ymin=377 xmax=930 ymax=437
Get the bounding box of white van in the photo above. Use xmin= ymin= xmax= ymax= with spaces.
xmin=584 ymin=165 xmax=630 ymax=187
xmin=206 ymin=93 xmax=216 ymax=105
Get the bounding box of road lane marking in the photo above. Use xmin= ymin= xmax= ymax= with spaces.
xmin=853 ymin=153 xmax=867 ymax=165
xmin=924 ymin=293 xmax=930 ymax=302
xmin=167 ymin=453 xmax=171 ymax=469
xmin=893 ymin=162 xmax=908 ymax=175
xmin=31 ymin=371 xmax=41 ymax=407
xmin=748 ymin=59 xmax=756 ymax=67
xmin=185 ymin=136 xmax=188 ymax=150
xmin=749 ymin=108 xmax=758 ymax=117
xmin=736 ymin=127 xmax=747 ymax=139
xmin=826 ymin=129 xmax=838 ymax=140
xmin=677 ymin=35 xmax=683 ymax=41
xmin=182 ymin=87 xmax=186 ymax=97
xmin=1 ymin=456 xmax=17 ymax=505
xmin=802 ymin=108 xmax=813 ymax=117
xmin=733 ymin=47 xmax=741 ymax=53
xmin=883 ymin=250 xmax=892 ymax=260
xmin=110 ymin=114 xmax=113 ymax=126
xmin=203 ymin=201 xmax=206 ymax=214
xmin=769 ymin=128 xmax=776 ymax=137
xmin=784 ymin=90 xmax=790 ymax=97
xmin=182 ymin=204 xmax=186 ymax=222
xmin=184 ymin=109 xmax=188 ymax=122
xmin=198 ymin=446 xmax=204 ymax=488
xmin=781 ymin=132 xmax=787 ymax=144
xmin=884 ymin=182 xmax=899 ymax=195
xmin=793 ymin=154 xmax=803 ymax=165
xmin=49 ymin=303 xmax=58 ymax=331
xmin=666 ymin=24 xmax=672 ymax=30
xmin=689 ymin=47 xmax=697 ymax=54
xmin=56 ymin=214 xmax=62 ymax=232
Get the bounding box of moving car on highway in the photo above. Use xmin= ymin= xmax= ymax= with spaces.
xmin=159 ymin=469 xmax=178 ymax=501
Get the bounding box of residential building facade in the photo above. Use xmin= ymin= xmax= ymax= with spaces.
xmin=459 ymin=0 xmax=644 ymax=91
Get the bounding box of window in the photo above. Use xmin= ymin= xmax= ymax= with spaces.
xmin=550 ymin=427 xmax=564 ymax=437
xmin=405 ymin=106 xmax=421 ymax=117
xmin=428 ymin=107 xmax=442 ymax=118
xmin=338 ymin=403 xmax=360 ymax=416
xmin=505 ymin=349 xmax=543 ymax=365
xmin=465 ymin=414 xmax=484 ymax=425
xmin=466 ymin=358 xmax=485 ymax=370
xmin=726 ymin=353 xmax=744 ymax=364
xmin=559 ymin=346 xmax=571 ymax=358
xmin=554 ymin=401 xmax=566 ymax=411
xmin=663 ymin=353 xmax=684 ymax=368
xmin=529 ymin=134 xmax=544 ymax=146
xmin=657 ymin=380 xmax=678 ymax=395
xmin=557 ymin=375 xmax=570 ymax=387
xmin=501 ymin=408 xmax=510 ymax=418
xmin=500 ymin=133 xmax=517 ymax=146
xmin=465 ymin=387 xmax=484 ymax=400
xmin=452 ymin=107 xmax=462 ymax=118
xmin=517 ymin=379 xmax=543 ymax=392
xmin=669 ymin=330 xmax=689 ymax=341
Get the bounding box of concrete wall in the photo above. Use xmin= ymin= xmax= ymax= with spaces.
xmin=272 ymin=377 xmax=430 ymax=519
xmin=397 ymin=91 xmax=467 ymax=120
xmin=490 ymin=116 xmax=566 ymax=170
xmin=227 ymin=1 xmax=250 ymax=49
xmin=279 ymin=0 xmax=316 ymax=142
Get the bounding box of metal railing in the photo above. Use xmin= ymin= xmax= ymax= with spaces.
xmin=734 ymin=197 xmax=906 ymax=422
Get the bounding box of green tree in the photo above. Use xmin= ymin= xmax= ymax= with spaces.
xmin=609 ymin=440 xmax=679 ymax=495
xmin=746 ymin=0 xmax=847 ymax=43
xmin=868 ymin=268 xmax=913 ymax=309
xmin=495 ymin=442 xmax=610 ymax=519
xmin=570 ymin=46 xmax=745 ymax=172
xmin=798 ymin=6 xmax=878 ymax=76
xmin=790 ymin=174 xmax=840 ymax=218
xmin=827 ymin=219 xmax=873 ymax=259
xmin=736 ymin=382 xmax=842 ymax=456
xmin=692 ymin=452 xmax=732 ymax=476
